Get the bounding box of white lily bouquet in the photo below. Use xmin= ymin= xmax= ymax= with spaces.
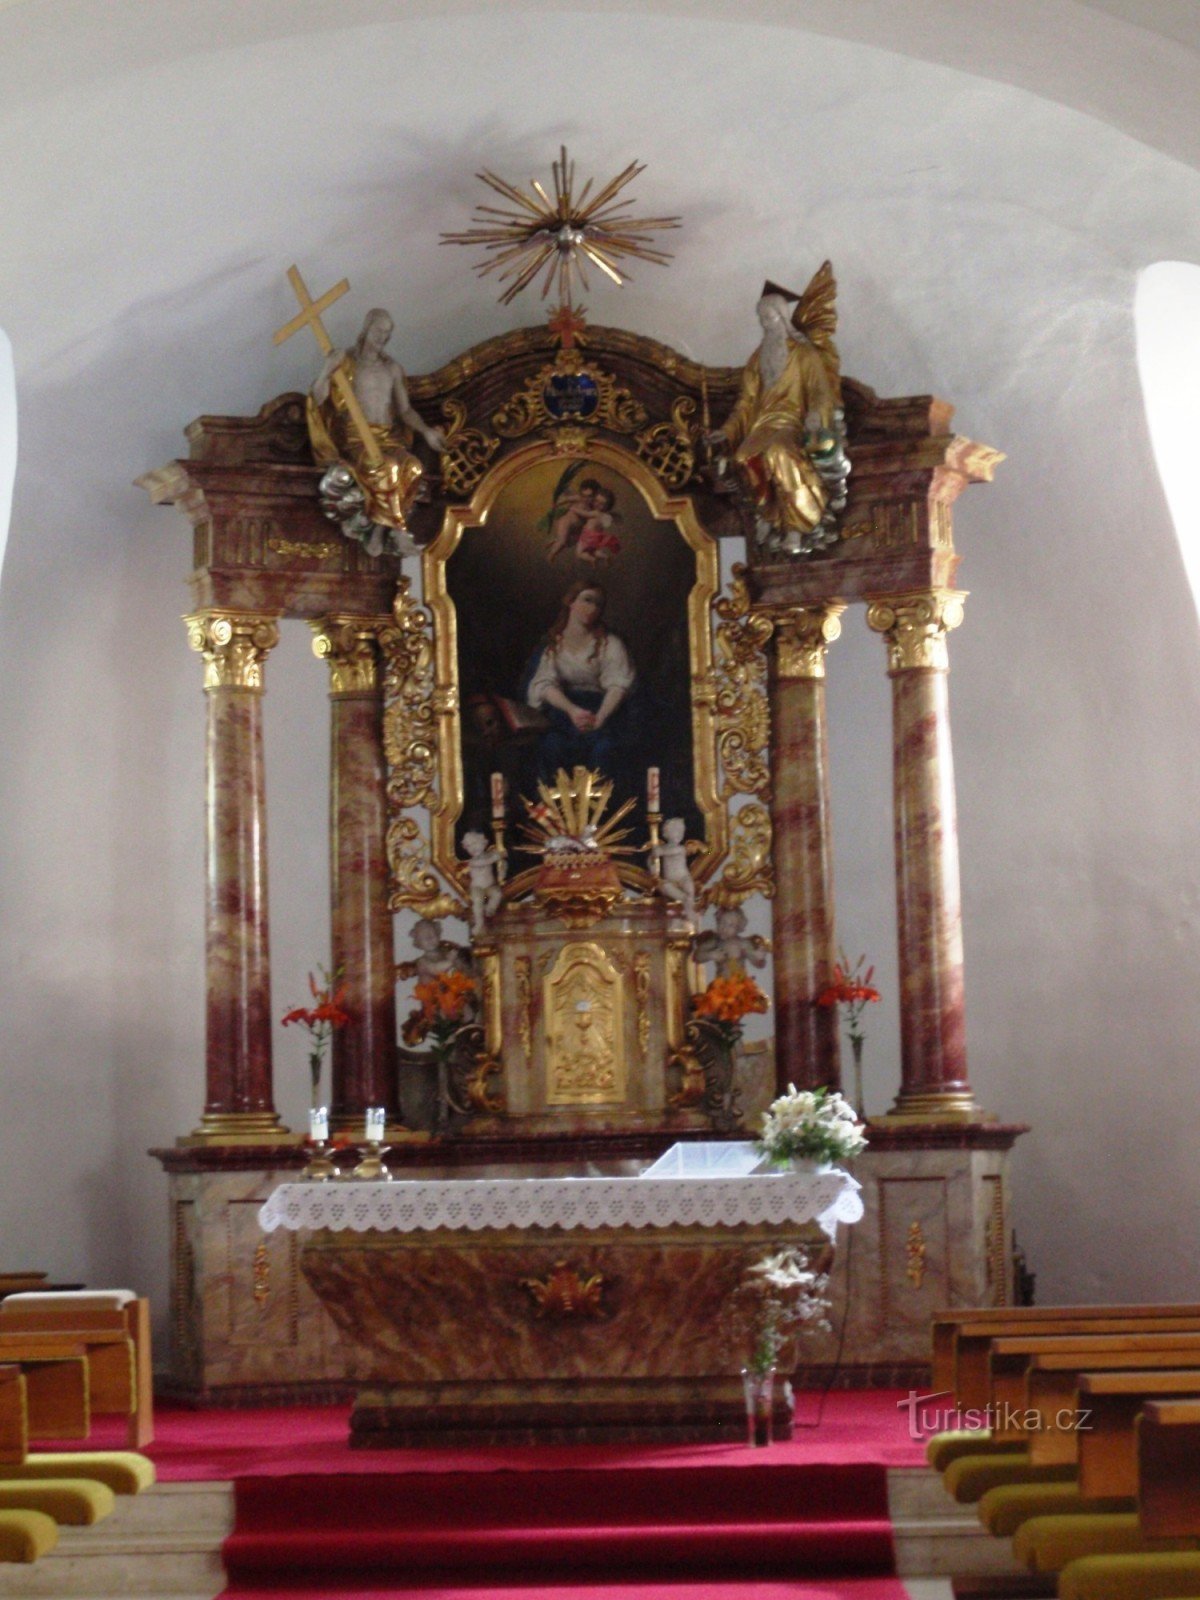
xmin=759 ymin=1083 xmax=868 ymax=1168
xmin=732 ymin=1247 xmax=831 ymax=1376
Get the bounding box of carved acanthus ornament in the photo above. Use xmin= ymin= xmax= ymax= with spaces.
xmin=712 ymin=568 xmax=773 ymax=802
xmin=519 ymin=1261 xmax=607 ymax=1320
xmin=770 ymin=603 xmax=846 ymax=682
xmin=634 ymin=396 xmax=697 ymax=488
xmin=866 ymin=589 xmax=966 ymax=673
xmin=311 ymin=616 xmax=387 ymax=695
xmin=380 ymin=578 xmax=464 ymax=920
xmin=709 ymin=803 xmax=774 ymax=908
xmin=185 ymin=610 xmax=280 ymax=691
xmin=438 ymin=398 xmax=500 ymax=499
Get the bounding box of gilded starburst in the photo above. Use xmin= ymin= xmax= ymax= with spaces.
xmin=441 ymin=146 xmax=680 ymax=308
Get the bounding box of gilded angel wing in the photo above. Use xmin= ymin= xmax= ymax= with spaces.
xmin=792 ymin=259 xmax=840 ymax=395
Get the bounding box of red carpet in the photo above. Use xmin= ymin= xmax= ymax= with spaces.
xmin=220 ymin=1462 xmax=895 ymax=1592
xmin=45 ymin=1395 xmax=922 ymax=1597
xmin=53 ymin=1389 xmax=925 ymax=1481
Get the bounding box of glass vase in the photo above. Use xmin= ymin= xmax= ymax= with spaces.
xmin=741 ymin=1365 xmax=775 ymax=1447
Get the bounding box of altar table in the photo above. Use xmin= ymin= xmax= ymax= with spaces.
xmin=259 ymin=1158 xmax=863 ymax=1445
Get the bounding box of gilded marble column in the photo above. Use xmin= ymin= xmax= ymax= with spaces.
xmin=185 ymin=610 xmax=287 ymax=1141
xmin=311 ymin=618 xmax=400 ymax=1133
xmin=766 ymin=603 xmax=846 ymax=1094
xmin=867 ymin=589 xmax=979 ymax=1121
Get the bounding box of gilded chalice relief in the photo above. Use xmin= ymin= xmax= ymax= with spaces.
xmin=424 ymin=441 xmax=723 ymax=892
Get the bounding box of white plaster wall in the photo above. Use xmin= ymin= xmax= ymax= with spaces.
xmin=0 ymin=4 xmax=1198 ymax=1327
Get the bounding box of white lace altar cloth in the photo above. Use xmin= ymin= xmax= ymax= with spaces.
xmin=258 ymin=1168 xmax=863 ymax=1239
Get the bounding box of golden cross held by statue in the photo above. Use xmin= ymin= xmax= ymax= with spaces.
xmin=273 ymin=264 xmax=383 ymax=466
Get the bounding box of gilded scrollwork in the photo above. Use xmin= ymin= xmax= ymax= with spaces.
xmin=635 ymin=396 xmax=697 ymax=488
xmin=519 ymin=1261 xmax=607 ymax=1320
xmin=438 ymin=398 xmax=500 ymax=500
xmin=516 ymin=956 xmax=533 ymax=1057
xmin=492 ymin=359 xmax=648 ymax=440
xmin=712 ymin=567 xmax=773 ymax=803
xmin=381 ymin=579 xmax=465 ymax=918
xmin=708 ymin=803 xmax=774 ymax=907
xmin=634 ymin=952 xmax=651 ymax=1058
xmin=905 ymin=1221 xmax=928 ymax=1290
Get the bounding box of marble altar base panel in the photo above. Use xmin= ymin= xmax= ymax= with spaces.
xmin=349 ymin=1378 xmax=792 ymax=1447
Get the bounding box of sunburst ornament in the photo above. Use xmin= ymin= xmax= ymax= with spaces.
xmin=441 ymin=146 xmax=680 ymax=309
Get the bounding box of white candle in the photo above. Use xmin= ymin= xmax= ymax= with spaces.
xmin=309 ymin=1106 xmax=329 ymax=1143
xmin=490 ymin=771 xmax=505 ymax=821
xmin=647 ymin=767 xmax=660 ymax=812
xmin=365 ymin=1106 xmax=385 ymax=1143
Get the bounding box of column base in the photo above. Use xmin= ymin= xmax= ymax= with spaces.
xmin=873 ymin=1088 xmax=993 ymax=1126
xmin=178 ymin=1110 xmax=293 ymax=1147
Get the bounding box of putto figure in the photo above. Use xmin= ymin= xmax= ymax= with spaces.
xmin=650 ymin=816 xmax=698 ymax=924
xmin=693 ymin=905 xmax=770 ymax=980
xmin=461 ymin=830 xmax=505 ymax=937
xmin=710 ymin=262 xmax=849 ymax=557
xmin=308 ymin=308 xmax=446 ymax=556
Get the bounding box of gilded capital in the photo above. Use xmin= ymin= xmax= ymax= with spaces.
xmin=311 ymin=617 xmax=388 ymax=695
xmin=866 ymin=589 xmax=967 ymax=673
xmin=185 ymin=610 xmax=279 ymax=691
xmin=768 ymin=604 xmax=846 ymax=681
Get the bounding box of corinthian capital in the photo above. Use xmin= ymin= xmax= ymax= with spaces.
xmin=767 ymin=603 xmax=846 ymax=681
xmin=866 ymin=589 xmax=967 ymax=673
xmin=311 ymin=616 xmax=389 ymax=695
xmin=185 ymin=610 xmax=280 ymax=691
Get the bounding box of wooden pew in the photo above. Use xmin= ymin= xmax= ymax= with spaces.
xmin=0 ymin=1297 xmax=152 ymax=1448
xmin=1023 ymin=1340 xmax=1200 ymax=1463
xmin=949 ymin=1314 xmax=1200 ymax=1412
xmin=1137 ymin=1398 xmax=1200 ymax=1539
xmin=0 ymin=1339 xmax=89 ymax=1440
xmin=1077 ymin=1371 xmax=1200 ymax=1498
xmin=931 ymin=1305 xmax=1200 ymax=1397
xmin=0 ymin=1367 xmax=26 ymax=1466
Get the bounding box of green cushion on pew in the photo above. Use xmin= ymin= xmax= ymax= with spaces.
xmin=0 ymin=1508 xmax=58 ymax=1563
xmin=1059 ymin=1551 xmax=1200 ymax=1600
xmin=943 ymin=1450 xmax=1077 ymax=1502
xmin=1013 ymin=1512 xmax=1200 ymax=1574
xmin=0 ymin=1479 xmax=115 ymax=1525
xmin=927 ymin=1429 xmax=1025 ymax=1472
xmin=978 ymin=1482 xmax=1133 ymax=1537
xmin=0 ymin=1452 xmax=154 ymax=1494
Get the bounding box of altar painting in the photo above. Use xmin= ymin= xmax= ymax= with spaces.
xmin=435 ymin=452 xmax=714 ymax=880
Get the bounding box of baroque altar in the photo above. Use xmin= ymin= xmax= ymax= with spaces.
xmin=143 ymin=154 xmax=1025 ymax=1411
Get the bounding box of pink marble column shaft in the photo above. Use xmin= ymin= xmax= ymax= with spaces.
xmin=868 ymin=591 xmax=977 ymax=1119
xmin=314 ymin=621 xmax=399 ymax=1131
xmin=186 ymin=612 xmax=284 ymax=1138
xmin=766 ymin=606 xmax=845 ymax=1094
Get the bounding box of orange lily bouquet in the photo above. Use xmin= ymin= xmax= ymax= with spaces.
xmin=401 ymin=969 xmax=478 ymax=1051
xmin=692 ymin=972 xmax=770 ymax=1046
xmin=281 ymin=968 xmax=350 ymax=1111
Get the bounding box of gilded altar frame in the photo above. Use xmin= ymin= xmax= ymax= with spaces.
xmin=421 ymin=437 xmax=725 ymax=899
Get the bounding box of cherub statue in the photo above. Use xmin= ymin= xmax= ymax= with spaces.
xmin=307 ymin=307 xmax=447 ymax=556
xmin=692 ymin=906 xmax=771 ymax=980
xmin=461 ymin=830 xmax=505 ymax=937
xmin=396 ymin=918 xmax=473 ymax=986
xmin=707 ymin=263 xmax=850 ymax=557
xmin=649 ymin=816 xmax=697 ymax=924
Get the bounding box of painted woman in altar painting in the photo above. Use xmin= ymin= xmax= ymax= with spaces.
xmin=525 ymin=581 xmax=636 ymax=782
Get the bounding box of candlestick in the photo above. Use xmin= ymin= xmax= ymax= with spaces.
xmin=490 ymin=771 xmax=505 ymax=821
xmin=647 ymin=810 xmax=662 ymax=869
xmin=647 ymin=766 xmax=660 ymax=813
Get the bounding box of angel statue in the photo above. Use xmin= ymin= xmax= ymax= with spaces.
xmin=307 ymin=307 xmax=446 ymax=558
xmin=708 ymin=263 xmax=850 ymax=557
